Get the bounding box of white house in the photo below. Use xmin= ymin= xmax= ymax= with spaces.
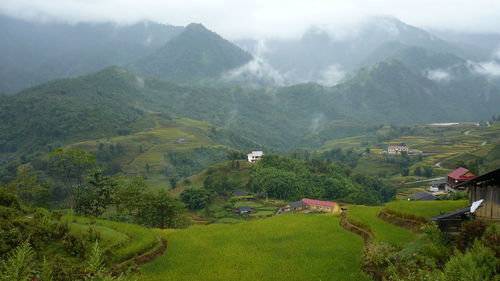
xmin=387 ymin=145 xmax=409 ymax=155
xmin=247 ymin=151 xmax=264 ymax=163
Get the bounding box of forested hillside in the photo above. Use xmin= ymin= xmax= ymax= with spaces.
xmin=129 ymin=23 xmax=253 ymax=83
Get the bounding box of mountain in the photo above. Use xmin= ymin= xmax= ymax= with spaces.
xmin=129 ymin=23 xmax=253 ymax=83
xmin=0 ymin=15 xmax=183 ymax=94
xmin=235 ymin=17 xmax=478 ymax=85
xmin=2 ymin=58 xmax=499 ymax=158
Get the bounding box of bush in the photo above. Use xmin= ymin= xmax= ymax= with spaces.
xmin=457 ymin=220 xmax=488 ymax=252
xmin=436 ymin=242 xmax=498 ymax=281
xmin=362 ymin=242 xmax=397 ymax=280
xmin=61 ymin=232 xmax=88 ymax=258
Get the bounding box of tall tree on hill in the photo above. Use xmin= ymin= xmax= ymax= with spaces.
xmin=49 ymin=149 xmax=95 ymax=209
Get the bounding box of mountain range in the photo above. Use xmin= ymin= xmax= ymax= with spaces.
xmin=0 ymin=15 xmax=499 ymax=161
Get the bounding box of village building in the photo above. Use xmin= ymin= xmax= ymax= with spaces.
xmin=286 ymin=198 xmax=340 ymax=213
xmin=289 ymin=201 xmax=307 ymax=212
xmin=232 ymin=189 xmax=248 ymax=197
xmin=408 ymin=190 xmax=438 ymax=201
xmin=387 ymin=145 xmax=409 ymax=155
xmin=247 ymin=151 xmax=264 ymax=163
xmin=237 ymin=206 xmax=253 ymax=215
xmin=429 ymin=178 xmax=447 ymax=192
xmin=447 ymin=167 xmax=476 ymax=189
xmin=458 ymin=168 xmax=500 ymax=221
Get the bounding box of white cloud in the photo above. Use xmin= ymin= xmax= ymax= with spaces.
xmin=474 ymin=61 xmax=500 ymax=78
xmin=427 ymin=69 xmax=453 ymax=82
xmin=1 ymin=0 xmax=500 ymax=40
xmin=221 ymin=57 xmax=286 ymax=87
xmin=318 ymin=65 xmax=346 ymax=86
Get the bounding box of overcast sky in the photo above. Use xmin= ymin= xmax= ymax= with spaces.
xmin=1 ymin=0 xmax=500 ymax=39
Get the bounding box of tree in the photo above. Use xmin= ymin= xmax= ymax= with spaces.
xmin=169 ymin=177 xmax=177 ymax=189
xmin=8 ymin=165 xmax=50 ymax=207
xmin=49 ymin=149 xmax=95 ymax=209
xmin=180 ymin=188 xmax=213 ymax=209
xmin=135 ymin=190 xmax=188 ymax=228
xmin=74 ymin=168 xmax=118 ymax=217
xmin=115 ymin=177 xmax=146 ymax=217
xmin=145 ymin=163 xmax=150 ymax=173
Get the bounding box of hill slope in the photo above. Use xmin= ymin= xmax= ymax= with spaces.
xmin=0 ymin=15 xmax=183 ymax=94
xmin=130 ymin=23 xmax=253 ymax=82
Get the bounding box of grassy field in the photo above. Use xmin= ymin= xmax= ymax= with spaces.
xmin=348 ymin=205 xmax=416 ymax=246
xmin=385 ymin=200 xmax=469 ymax=219
xmin=67 ymin=116 xmax=248 ymax=190
xmin=62 ymin=215 xmax=159 ymax=263
xmin=141 ymin=214 xmax=370 ymax=281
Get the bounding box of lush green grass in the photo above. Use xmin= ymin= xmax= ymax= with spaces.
xmin=385 ymin=200 xmax=469 ymax=219
xmin=64 ymin=215 xmax=158 ymax=263
xmin=141 ymin=214 xmax=370 ymax=281
xmin=348 ymin=205 xmax=416 ymax=246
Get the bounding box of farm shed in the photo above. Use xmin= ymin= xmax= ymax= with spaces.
xmin=429 ymin=207 xmax=473 ymax=233
xmin=237 ymin=206 xmax=253 ymax=214
xmin=459 ymin=168 xmax=500 ymax=221
xmin=408 ymin=190 xmax=438 ymax=201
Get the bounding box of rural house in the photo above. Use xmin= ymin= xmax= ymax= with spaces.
xmin=458 ymin=168 xmax=500 ymax=221
xmin=237 ymin=206 xmax=253 ymax=214
xmin=287 ymin=198 xmax=340 ymax=213
xmin=247 ymin=151 xmax=264 ymax=163
xmin=289 ymin=201 xmax=307 ymax=211
xmin=232 ymin=189 xmax=248 ymax=197
xmin=387 ymin=145 xmax=409 ymax=155
xmin=408 ymin=190 xmax=438 ymax=201
xmin=429 ymin=178 xmax=447 ymax=192
xmin=447 ymin=167 xmax=476 ymax=188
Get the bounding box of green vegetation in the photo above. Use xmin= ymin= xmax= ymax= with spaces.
xmin=385 ymin=200 xmax=469 ymax=219
xmin=141 ymin=214 xmax=370 ymax=281
xmin=348 ymin=205 xmax=416 ymax=246
xmin=130 ymin=23 xmax=252 ymax=82
xmin=362 ymin=222 xmax=499 ymax=280
xmin=249 ymin=154 xmax=396 ymax=205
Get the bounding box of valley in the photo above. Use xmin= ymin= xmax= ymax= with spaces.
xmin=0 ymin=8 xmax=499 ymax=281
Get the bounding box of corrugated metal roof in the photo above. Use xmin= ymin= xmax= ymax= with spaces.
xmin=301 ymin=198 xmax=336 ymax=208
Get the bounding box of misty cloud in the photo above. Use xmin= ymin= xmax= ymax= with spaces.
xmin=474 ymin=61 xmax=500 ymax=78
xmin=2 ymin=0 xmax=500 ymax=40
xmin=427 ymin=69 xmax=453 ymax=82
xmin=318 ymin=65 xmax=346 ymax=86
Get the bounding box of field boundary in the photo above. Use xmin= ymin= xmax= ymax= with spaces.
xmin=377 ymin=209 xmax=424 ymax=233
xmin=111 ymin=236 xmax=167 ymax=275
xmin=339 ymin=212 xmax=374 ymax=244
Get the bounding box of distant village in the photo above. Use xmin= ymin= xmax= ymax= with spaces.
xmin=239 ymin=149 xmax=499 ymax=232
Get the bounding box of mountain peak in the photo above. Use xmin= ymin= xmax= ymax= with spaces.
xmin=130 ymin=23 xmax=252 ymax=82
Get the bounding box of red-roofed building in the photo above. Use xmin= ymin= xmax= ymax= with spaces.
xmin=447 ymin=167 xmax=476 ymax=187
xmin=300 ymin=198 xmax=340 ymax=213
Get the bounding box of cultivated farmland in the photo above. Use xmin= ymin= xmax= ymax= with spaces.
xmin=141 ymin=214 xmax=370 ymax=281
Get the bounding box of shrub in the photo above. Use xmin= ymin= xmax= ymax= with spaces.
xmin=457 ymin=220 xmax=488 ymax=252
xmin=436 ymin=242 xmax=498 ymax=281
xmin=61 ymin=232 xmax=88 ymax=258
xmin=362 ymin=242 xmax=397 ymax=280
xmin=481 ymin=224 xmax=499 ymax=258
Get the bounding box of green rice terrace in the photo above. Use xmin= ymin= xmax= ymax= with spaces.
xmin=141 ymin=214 xmax=370 ymax=281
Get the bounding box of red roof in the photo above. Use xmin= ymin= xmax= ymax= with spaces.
xmin=301 ymin=198 xmax=336 ymax=208
xmin=448 ymin=167 xmax=476 ymax=181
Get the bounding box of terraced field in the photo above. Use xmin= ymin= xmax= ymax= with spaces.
xmin=141 ymin=214 xmax=370 ymax=281
xmin=348 ymin=205 xmax=416 ymax=246
xmin=385 ymin=200 xmax=469 ymax=219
